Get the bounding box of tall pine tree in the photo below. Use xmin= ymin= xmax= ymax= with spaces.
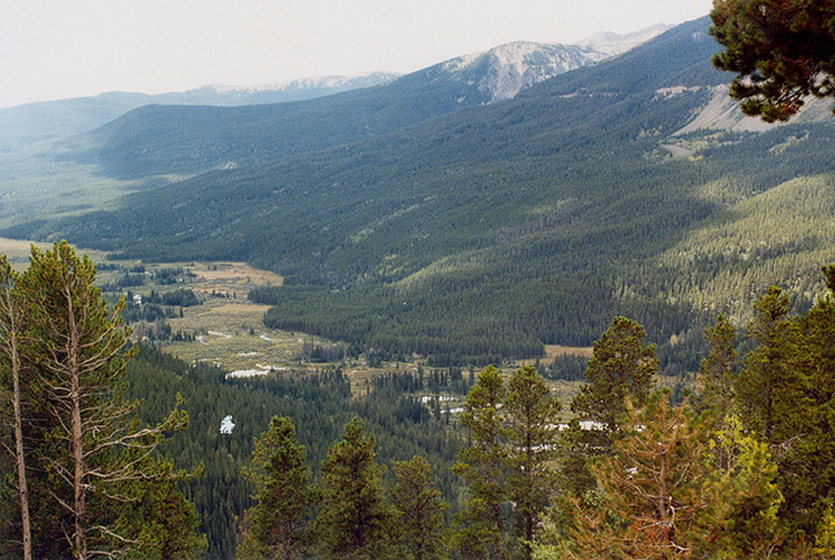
xmin=391 ymin=455 xmax=448 ymax=560
xmin=698 ymin=314 xmax=738 ymax=419
xmin=315 ymin=417 xmax=395 ymax=560
xmin=0 ymin=257 xmax=32 ymax=560
xmin=453 ymin=365 xmax=510 ymax=560
xmin=505 ymin=365 xmax=561 ymax=560
xmin=239 ymin=416 xmax=315 ymax=560
xmin=1 ymin=242 xmax=203 ymax=559
xmin=571 ymin=316 xmax=657 ymax=432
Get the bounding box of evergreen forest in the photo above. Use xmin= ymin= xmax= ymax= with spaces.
xmin=10 ymin=18 xmax=835 ymax=368
xmin=3 ymin=4 xmax=835 ymax=559
xmin=3 ymin=243 xmax=835 ymax=559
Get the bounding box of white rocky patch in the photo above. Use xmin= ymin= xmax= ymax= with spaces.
xmin=225 ymin=363 xmax=289 ymax=379
xmin=420 ymin=395 xmax=456 ymax=403
xmin=208 ymin=330 xmax=233 ymax=339
xmin=652 ymin=86 xmax=703 ymax=100
xmin=219 ymin=415 xmax=235 ymax=434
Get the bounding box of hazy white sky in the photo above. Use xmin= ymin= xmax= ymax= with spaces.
xmin=1 ymin=0 xmax=713 ymax=108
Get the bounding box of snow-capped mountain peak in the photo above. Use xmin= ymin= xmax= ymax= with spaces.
xmin=578 ymin=23 xmax=673 ymax=56
xmin=440 ymin=41 xmax=606 ymax=103
xmin=207 ymin=73 xmax=399 ymax=95
xmin=435 ymin=23 xmax=671 ymax=104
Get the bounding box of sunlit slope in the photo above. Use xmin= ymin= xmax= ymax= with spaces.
xmin=10 ymin=18 xmax=835 ymax=361
xmin=637 ymin=173 xmax=835 ymax=318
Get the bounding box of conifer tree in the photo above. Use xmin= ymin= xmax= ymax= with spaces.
xmin=505 ymin=365 xmax=561 ymax=560
xmin=557 ymin=396 xmax=708 ymax=559
xmin=119 ymin=469 xmax=207 ymax=560
xmin=774 ymin=269 xmax=835 ymax=535
xmin=735 ymin=286 xmax=802 ymax=443
xmin=552 ymin=396 xmax=784 ymax=560
xmin=695 ymin=415 xmax=783 ymax=559
xmin=724 ymin=271 xmax=835 ymax=542
xmin=315 ymin=417 xmax=395 ymax=560
xmin=582 ymin=395 xmax=709 ymax=558
xmin=239 ymin=416 xmax=315 ymax=560
xmin=571 ymin=316 xmax=657 ymax=432
xmin=0 ymin=257 xmax=32 ymax=560
xmin=710 ymin=0 xmax=835 ymax=121
xmin=561 ymin=317 xmax=658 ymax=511
xmin=391 ymin=455 xmax=448 ymax=560
xmin=698 ymin=314 xmax=738 ymax=418
xmin=453 ymin=365 xmax=510 ymax=560
xmin=8 ymin=242 xmax=201 ymax=559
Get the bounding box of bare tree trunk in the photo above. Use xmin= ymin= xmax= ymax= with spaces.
xmin=0 ymin=262 xmax=33 ymax=560
xmin=71 ymin=375 xmax=86 ymax=560
xmin=67 ymin=289 xmax=87 ymax=560
xmin=11 ymin=332 xmax=33 ymax=560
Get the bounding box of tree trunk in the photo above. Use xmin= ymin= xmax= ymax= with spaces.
xmin=11 ymin=330 xmax=32 ymax=560
xmin=71 ymin=371 xmax=86 ymax=560
xmin=67 ymin=290 xmax=87 ymax=560
xmin=1 ymin=264 xmax=33 ymax=560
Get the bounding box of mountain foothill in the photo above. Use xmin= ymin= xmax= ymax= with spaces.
xmin=2 ymin=17 xmax=834 ymax=367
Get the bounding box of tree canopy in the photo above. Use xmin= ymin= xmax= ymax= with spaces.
xmin=711 ymin=0 xmax=835 ymax=121
xmin=0 ymin=243 xmax=204 ymax=560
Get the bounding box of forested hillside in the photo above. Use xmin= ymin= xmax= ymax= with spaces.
xmin=37 ymin=42 xmax=605 ymax=180
xmin=4 ymin=244 xmax=835 ymax=559
xmin=0 ymin=73 xmax=397 ymax=154
xmin=11 ymin=17 xmax=835 ymax=365
xmin=6 ymin=3 xmax=835 ymax=559
xmin=178 ymin=267 xmax=835 ymax=560
xmin=125 ymin=347 xmax=465 ymax=560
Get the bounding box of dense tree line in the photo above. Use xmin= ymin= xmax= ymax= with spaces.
xmin=244 ymin=121 xmax=835 ymax=367
xmin=0 ymin=247 xmax=462 ymax=560
xmin=14 ymin=18 xmax=835 ymax=372
xmin=241 ymin=266 xmax=835 ymax=559
xmin=124 ymin=348 xmax=463 ymax=559
xmin=5 ymin=244 xmax=835 ymax=559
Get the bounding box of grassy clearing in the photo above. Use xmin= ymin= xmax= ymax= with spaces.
xmin=94 ymin=258 xmax=416 ymax=391
xmin=0 ymin=237 xmax=114 ymax=271
xmin=97 ymin=259 xmax=301 ymax=373
xmin=0 ymin=237 xmax=53 ymax=268
xmin=183 ymin=261 xmax=284 ymax=295
xmin=0 ymin=237 xmax=590 ymax=401
xmin=544 ymin=344 xmax=594 ymax=359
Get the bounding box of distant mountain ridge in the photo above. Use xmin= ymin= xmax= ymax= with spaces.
xmin=196 ymin=73 xmax=401 ymax=100
xmin=579 ymin=23 xmax=673 ymax=55
xmin=13 ymin=17 xmax=835 ymax=366
xmin=0 ymin=73 xmax=398 ymax=154
xmin=0 ymin=23 xmax=670 ymax=227
xmin=44 ymin=36 xmax=664 ymax=180
xmin=440 ymin=41 xmax=606 ymax=103
xmin=0 ymin=26 xmax=672 ymax=157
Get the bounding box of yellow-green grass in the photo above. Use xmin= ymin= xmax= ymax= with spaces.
xmin=0 ymin=238 xmax=593 ymax=400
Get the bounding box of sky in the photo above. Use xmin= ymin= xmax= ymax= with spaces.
xmin=1 ymin=0 xmax=713 ymax=109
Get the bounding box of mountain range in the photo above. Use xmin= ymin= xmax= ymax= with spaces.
xmin=0 ymin=26 xmax=670 ymax=227
xmin=6 ymin=17 xmax=835 ymax=366
xmin=0 ymin=73 xmax=402 ymax=154
xmin=0 ymin=25 xmax=667 ymax=158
